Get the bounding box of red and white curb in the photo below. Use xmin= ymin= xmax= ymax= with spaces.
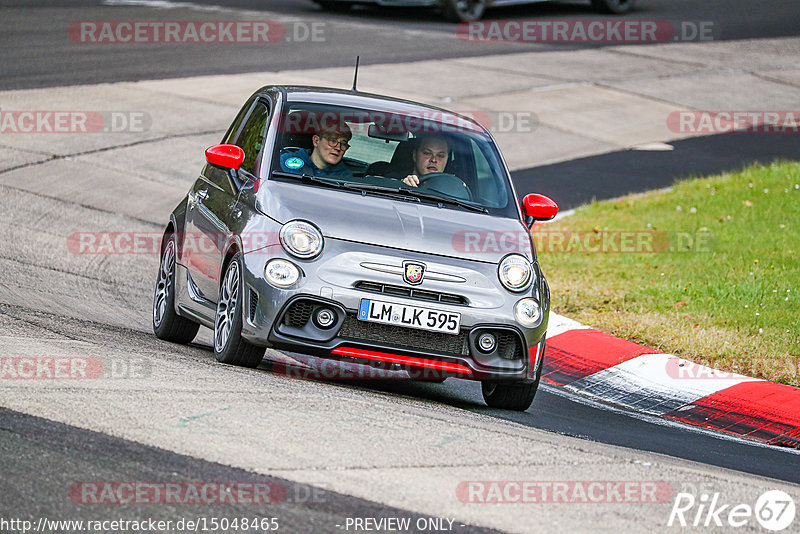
xmin=543 ymin=313 xmax=800 ymax=449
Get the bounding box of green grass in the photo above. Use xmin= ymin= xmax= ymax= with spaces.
xmin=537 ymin=161 xmax=800 ymax=385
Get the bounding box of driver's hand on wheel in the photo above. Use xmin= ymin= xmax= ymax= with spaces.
xmin=402 ymin=174 xmax=420 ymax=187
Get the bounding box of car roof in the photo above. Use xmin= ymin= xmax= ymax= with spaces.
xmin=256 ymin=85 xmax=486 ymax=134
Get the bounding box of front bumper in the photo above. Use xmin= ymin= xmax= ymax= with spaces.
xmin=261 ymin=294 xmax=545 ymax=381
xmin=239 ymin=240 xmax=548 ymax=381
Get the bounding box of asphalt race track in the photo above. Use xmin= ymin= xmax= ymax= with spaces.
xmin=4 ymin=0 xmax=800 ymax=90
xmin=0 ymin=407 xmax=502 ymax=534
xmin=1 ymin=1 xmax=799 ymax=533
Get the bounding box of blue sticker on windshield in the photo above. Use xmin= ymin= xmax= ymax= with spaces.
xmin=285 ymin=157 xmax=304 ymax=170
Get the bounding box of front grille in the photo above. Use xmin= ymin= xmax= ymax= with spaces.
xmin=495 ymin=330 xmax=524 ymax=360
xmin=354 ymin=281 xmax=468 ymax=305
xmin=338 ymin=314 xmax=469 ymax=356
xmin=283 ymin=300 xmax=315 ymax=327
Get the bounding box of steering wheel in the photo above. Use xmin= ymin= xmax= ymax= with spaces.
xmin=417 ymin=172 xmax=472 ymax=201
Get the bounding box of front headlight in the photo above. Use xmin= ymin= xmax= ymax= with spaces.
xmin=280 ymin=220 xmax=323 ymax=259
xmin=514 ymin=298 xmax=541 ymax=327
xmin=498 ymin=254 xmax=533 ymax=292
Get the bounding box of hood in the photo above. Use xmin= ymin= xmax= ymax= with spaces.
xmin=260 ymin=180 xmax=533 ymax=264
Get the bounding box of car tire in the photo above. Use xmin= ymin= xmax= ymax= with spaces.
xmin=153 ymin=234 xmax=200 ymax=344
xmin=214 ymin=253 xmax=265 ymax=368
xmin=590 ymin=0 xmax=635 ymax=14
xmin=441 ymin=0 xmax=487 ymax=22
xmin=481 ymin=352 xmax=543 ymax=411
xmin=313 ymin=1 xmax=352 ymax=13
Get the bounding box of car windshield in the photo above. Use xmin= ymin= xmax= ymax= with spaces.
xmin=269 ymin=102 xmax=519 ymax=218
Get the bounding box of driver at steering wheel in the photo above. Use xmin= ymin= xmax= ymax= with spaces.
xmin=401 ymin=135 xmax=449 ymax=188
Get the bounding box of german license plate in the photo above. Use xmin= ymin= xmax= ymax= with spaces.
xmin=358 ymin=299 xmax=461 ymax=335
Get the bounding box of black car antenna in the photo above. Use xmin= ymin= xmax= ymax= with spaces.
xmin=351 ymin=56 xmax=360 ymax=92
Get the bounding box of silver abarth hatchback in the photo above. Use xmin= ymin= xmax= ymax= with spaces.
xmin=153 ymin=86 xmax=559 ymax=411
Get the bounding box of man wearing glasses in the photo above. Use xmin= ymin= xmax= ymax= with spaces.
xmin=281 ymin=124 xmax=353 ymax=177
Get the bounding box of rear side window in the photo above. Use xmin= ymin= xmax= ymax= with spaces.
xmin=222 ymin=97 xmax=255 ymax=145
xmin=470 ymin=138 xmax=508 ymax=208
xmin=236 ymin=100 xmax=271 ymax=176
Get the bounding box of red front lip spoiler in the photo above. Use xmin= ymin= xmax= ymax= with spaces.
xmin=332 ymin=347 xmax=473 ymax=375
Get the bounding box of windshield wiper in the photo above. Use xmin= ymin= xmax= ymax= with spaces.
xmin=337 ymin=182 xmax=421 ymax=203
xmin=342 ymin=182 xmax=488 ymax=213
xmin=398 ymin=188 xmax=489 ymax=213
xmin=340 ymin=182 xmax=412 ymax=194
xmin=272 ymin=171 xmax=417 ymax=202
xmin=271 ymin=170 xmax=344 ymax=189
xmin=273 ymin=172 xmax=488 ymax=213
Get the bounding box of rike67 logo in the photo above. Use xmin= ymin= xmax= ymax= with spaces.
xmin=668 ymin=489 xmax=796 ymax=531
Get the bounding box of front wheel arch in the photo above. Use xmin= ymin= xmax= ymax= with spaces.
xmin=219 ymin=244 xmax=240 ymax=289
xmin=160 ymin=222 xmax=175 ymax=255
xmin=213 ymin=251 xmax=265 ymax=368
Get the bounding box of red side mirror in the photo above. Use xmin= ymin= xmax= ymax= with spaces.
xmin=205 ymin=144 xmax=244 ymax=170
xmin=522 ymin=193 xmax=559 ymax=221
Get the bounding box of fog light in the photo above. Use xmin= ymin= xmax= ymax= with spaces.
xmin=477 ymin=332 xmax=497 ymax=353
xmin=265 ymin=259 xmax=300 ymax=288
xmin=314 ymin=308 xmax=336 ymax=328
xmin=514 ymin=298 xmax=541 ymax=327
